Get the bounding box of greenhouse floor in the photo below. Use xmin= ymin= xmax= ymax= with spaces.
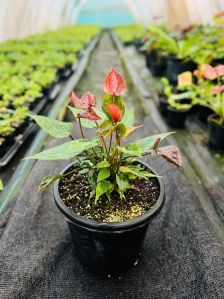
xmin=0 ymin=32 xmax=224 ymax=298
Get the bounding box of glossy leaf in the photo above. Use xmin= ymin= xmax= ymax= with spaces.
xmin=39 ymin=175 xmax=63 ymax=190
xmin=25 ymin=139 xmax=98 ymax=160
xmin=97 ymin=168 xmax=110 ymax=182
xmin=29 ymin=115 xmax=73 ymax=138
xmin=119 ymin=165 xmax=158 ymax=178
xmin=96 ymin=160 xmax=110 ymax=168
xmin=106 ymin=103 xmax=123 ymax=122
xmin=118 ymin=144 xmax=142 ymax=157
xmin=70 ymin=91 xmax=96 ymax=109
xmin=102 ymin=94 xmax=125 ymax=121
xmin=95 ymin=180 xmax=111 ymax=203
xmin=116 ymin=173 xmax=131 ymax=199
xmin=116 ymin=123 xmax=126 ymax=137
xmin=136 ymin=132 xmax=174 ymax=151
xmin=122 ymin=108 xmax=134 ymax=127
xmin=78 ymin=108 xmax=101 ymax=121
xmin=103 ymin=68 xmax=127 ymax=96
xmin=68 ymin=106 xmax=104 ymax=128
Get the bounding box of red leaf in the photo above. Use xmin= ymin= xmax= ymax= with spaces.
xmin=215 ymin=65 xmax=224 ymax=77
xmin=106 ymin=103 xmax=122 ymax=122
xmin=77 ymin=108 xmax=101 ymax=121
xmin=211 ymin=85 xmax=224 ymax=93
xmin=193 ymin=65 xmax=215 ymax=79
xmin=151 ymin=145 xmax=182 ymax=168
xmin=103 ymin=68 xmax=127 ymax=96
xmin=70 ymin=91 xmax=96 ymax=109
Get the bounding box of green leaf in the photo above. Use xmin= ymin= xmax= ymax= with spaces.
xmin=39 ymin=175 xmax=63 ymax=190
xmin=119 ymin=165 xmax=158 ymax=179
xmin=25 ymin=139 xmax=98 ymax=160
xmin=0 ymin=179 xmax=3 ymax=191
xmin=95 ymin=180 xmax=111 ymax=203
xmin=96 ymin=160 xmax=110 ymax=168
xmin=122 ymin=108 xmax=134 ymax=127
xmin=116 ymin=173 xmax=131 ymax=199
xmin=68 ymin=106 xmax=104 ymax=128
xmin=118 ymin=143 xmax=142 ymax=157
xmin=116 ymin=123 xmax=126 ymax=137
xmin=102 ymin=94 xmax=125 ymax=121
xmin=136 ymin=132 xmax=174 ymax=151
xmin=29 ymin=115 xmax=73 ymax=138
xmin=97 ymin=168 xmax=110 ymax=182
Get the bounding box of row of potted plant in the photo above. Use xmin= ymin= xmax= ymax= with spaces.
xmin=158 ymin=66 xmax=224 ymax=151
xmin=0 ymin=25 xmax=100 ymax=157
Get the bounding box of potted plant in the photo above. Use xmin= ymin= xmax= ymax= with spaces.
xmin=26 ymin=68 xmax=181 ymax=275
xmin=147 ymin=25 xmax=198 ymax=84
xmin=161 ymin=74 xmax=195 ymax=128
xmin=193 ymin=64 xmax=224 ymax=123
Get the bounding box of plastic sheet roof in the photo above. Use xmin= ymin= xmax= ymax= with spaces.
xmin=1 ymin=0 xmax=224 ymax=42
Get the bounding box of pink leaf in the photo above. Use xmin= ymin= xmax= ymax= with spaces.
xmin=103 ymin=68 xmax=127 ymax=96
xmin=151 ymin=145 xmax=182 ymax=168
xmin=194 ymin=65 xmax=217 ymax=80
xmin=77 ymin=108 xmax=101 ymax=121
xmin=211 ymin=85 xmax=224 ymax=93
xmin=215 ymin=65 xmax=224 ymax=77
xmin=69 ymin=91 xmax=96 ymax=109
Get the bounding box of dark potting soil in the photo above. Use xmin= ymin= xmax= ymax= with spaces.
xmin=59 ymin=165 xmax=160 ymax=222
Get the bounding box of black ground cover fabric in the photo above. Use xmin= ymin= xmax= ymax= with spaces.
xmin=0 ymin=137 xmax=224 ymax=299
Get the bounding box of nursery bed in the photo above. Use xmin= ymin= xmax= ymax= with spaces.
xmin=0 ymin=31 xmax=223 ymax=298
xmin=112 ymin=32 xmax=224 ymax=226
xmin=0 ymin=33 xmax=101 ymax=211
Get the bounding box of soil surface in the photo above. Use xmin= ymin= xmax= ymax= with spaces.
xmin=59 ymin=165 xmax=160 ymax=222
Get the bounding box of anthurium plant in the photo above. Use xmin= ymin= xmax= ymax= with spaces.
xmin=27 ymin=68 xmax=181 ymax=203
xmin=193 ymin=64 xmax=224 ymax=125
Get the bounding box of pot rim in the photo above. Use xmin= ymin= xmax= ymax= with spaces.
xmin=53 ymin=160 xmax=165 ymax=232
xmin=167 ymin=105 xmax=190 ymax=113
xmin=208 ymin=114 xmax=224 ymax=129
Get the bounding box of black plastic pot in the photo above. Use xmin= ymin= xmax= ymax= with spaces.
xmin=166 ymin=56 xmax=196 ymax=85
xmin=54 ymin=161 xmax=165 ymax=276
xmin=145 ymin=50 xmax=157 ymax=68
xmin=198 ymin=105 xmax=213 ymax=123
xmin=208 ymin=114 xmax=224 ymax=151
xmin=134 ymin=39 xmax=143 ymax=50
xmin=150 ymin=61 xmax=166 ymax=77
xmin=158 ymin=95 xmax=168 ymax=117
xmin=167 ymin=106 xmax=189 ymax=128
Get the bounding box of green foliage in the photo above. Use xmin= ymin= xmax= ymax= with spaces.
xmin=0 ymin=25 xmax=100 ymax=141
xmin=29 ymin=115 xmax=73 ymax=138
xmin=0 ymin=179 xmax=3 ymax=191
xmin=25 ymin=139 xmax=98 ymax=160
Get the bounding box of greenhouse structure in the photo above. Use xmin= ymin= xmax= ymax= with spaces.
xmin=0 ymin=1 xmax=224 ymax=298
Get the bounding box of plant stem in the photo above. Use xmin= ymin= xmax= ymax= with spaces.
xmin=78 ymin=118 xmax=85 ymax=139
xmin=95 ymin=121 xmax=108 ymax=154
xmin=77 ymin=118 xmax=97 ymax=163
xmin=108 ymin=133 xmax=113 ymax=155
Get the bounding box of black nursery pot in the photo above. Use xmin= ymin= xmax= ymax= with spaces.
xmin=208 ymin=114 xmax=224 ymax=151
xmin=167 ymin=106 xmax=189 ymax=128
xmin=198 ymin=104 xmax=213 ymax=123
xmin=54 ymin=161 xmax=165 ymax=276
xmin=166 ymin=55 xmax=196 ymax=85
xmin=158 ymin=94 xmax=168 ymax=117
xmin=150 ymin=61 xmax=166 ymax=77
xmin=145 ymin=50 xmax=157 ymax=67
